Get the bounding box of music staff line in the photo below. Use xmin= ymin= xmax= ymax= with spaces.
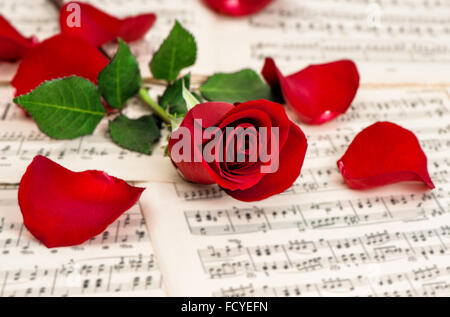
xmin=0 ymin=254 xmax=162 ymax=297
xmin=0 ymin=212 xmax=148 ymax=252
xmin=174 ymin=156 xmax=450 ymax=201
xmin=184 ymin=189 xmax=450 ymax=236
xmin=198 ymin=225 xmax=450 ymax=278
xmin=213 ymin=264 xmax=450 ymax=297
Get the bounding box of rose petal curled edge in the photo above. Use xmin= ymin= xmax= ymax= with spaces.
xmin=0 ymin=15 xmax=38 ymax=62
xmin=60 ymin=1 xmax=156 ymax=47
xmin=337 ymin=121 xmax=435 ymax=190
xmin=18 ymin=155 xmax=145 ymax=248
xmin=262 ymin=57 xmax=360 ymax=124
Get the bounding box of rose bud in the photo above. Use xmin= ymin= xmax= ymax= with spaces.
xmin=168 ymin=100 xmax=308 ymax=202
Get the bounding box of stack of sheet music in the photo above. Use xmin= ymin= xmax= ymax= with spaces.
xmin=1 ymin=0 xmax=449 ymax=296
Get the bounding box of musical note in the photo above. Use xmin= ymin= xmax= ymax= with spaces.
xmin=0 ymin=188 xmax=165 ymax=297
xmin=139 ymin=86 xmax=450 ymax=296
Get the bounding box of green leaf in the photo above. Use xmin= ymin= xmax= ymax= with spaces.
xmin=150 ymin=21 xmax=196 ymax=82
xmin=109 ymin=115 xmax=161 ymax=154
xmin=98 ymin=39 xmax=141 ymax=109
xmin=159 ymin=74 xmax=191 ymax=115
xmin=182 ymin=80 xmax=200 ymax=111
xmin=200 ymin=69 xmax=273 ymax=103
xmin=170 ymin=115 xmax=184 ymax=134
xmin=14 ymin=77 xmax=105 ymax=139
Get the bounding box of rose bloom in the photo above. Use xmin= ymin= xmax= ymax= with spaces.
xmin=169 ymin=100 xmax=307 ymax=202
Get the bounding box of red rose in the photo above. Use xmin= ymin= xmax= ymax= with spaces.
xmin=168 ymin=100 xmax=308 ymax=202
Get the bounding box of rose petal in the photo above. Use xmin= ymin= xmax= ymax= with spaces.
xmin=118 ymin=14 xmax=157 ymax=42
xmin=169 ymin=102 xmax=235 ymax=184
xmin=211 ymin=108 xmax=272 ymax=190
xmin=60 ymin=1 xmax=156 ymax=47
xmin=11 ymin=34 xmax=108 ymax=97
xmin=226 ymin=122 xmax=308 ymax=201
xmin=337 ymin=122 xmax=435 ymax=190
xmin=0 ymin=15 xmax=38 ymax=62
xmin=203 ymin=0 xmax=273 ymax=16
xmin=18 ymin=155 xmax=144 ymax=248
xmin=262 ymin=57 xmax=360 ymax=124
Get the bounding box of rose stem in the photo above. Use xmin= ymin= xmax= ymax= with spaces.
xmin=139 ymin=88 xmax=171 ymax=124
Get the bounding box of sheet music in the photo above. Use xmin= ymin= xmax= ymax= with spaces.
xmin=2 ymin=0 xmax=450 ymax=297
xmin=108 ymin=0 xmax=450 ymax=83
xmin=139 ymin=87 xmax=450 ymax=296
xmin=0 ymin=84 xmax=178 ymax=183
xmin=2 ymin=0 xmax=450 ymax=84
xmin=0 ymin=185 xmax=166 ymax=297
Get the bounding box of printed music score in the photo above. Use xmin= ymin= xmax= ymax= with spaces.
xmin=139 ymin=86 xmax=450 ymax=296
xmin=0 ymin=187 xmax=165 ymax=297
xmin=2 ymin=0 xmax=450 ymax=297
xmin=0 ymin=81 xmax=177 ymax=183
xmin=198 ymin=225 xmax=450 ymax=278
xmin=0 ymin=119 xmax=177 ymax=183
xmin=214 ymin=265 xmax=450 ymax=297
xmin=2 ymin=0 xmax=450 ymax=83
xmin=185 ymin=189 xmax=450 ymax=236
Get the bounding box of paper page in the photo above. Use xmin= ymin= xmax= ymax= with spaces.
xmin=0 ymin=0 xmax=215 ymax=82
xmin=210 ymin=0 xmax=450 ymax=83
xmin=0 ymin=185 xmax=166 ymax=297
xmin=2 ymin=0 xmax=450 ymax=84
xmin=117 ymin=0 xmax=450 ymax=84
xmin=0 ymin=84 xmax=178 ymax=183
xmin=139 ymin=87 xmax=450 ymax=296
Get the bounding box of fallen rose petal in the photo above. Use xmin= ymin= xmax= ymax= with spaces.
xmin=203 ymin=0 xmax=273 ymax=16
xmin=0 ymin=15 xmax=38 ymax=62
xmin=118 ymin=14 xmax=157 ymax=42
xmin=262 ymin=57 xmax=360 ymax=124
xmin=337 ymin=121 xmax=435 ymax=190
xmin=60 ymin=1 xmax=156 ymax=47
xmin=12 ymin=34 xmax=108 ymax=97
xmin=18 ymin=155 xmax=144 ymax=248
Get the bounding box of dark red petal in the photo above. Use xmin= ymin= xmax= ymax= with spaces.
xmin=262 ymin=57 xmax=360 ymax=124
xmin=18 ymin=155 xmax=144 ymax=248
xmin=168 ymin=102 xmax=235 ymax=184
xmin=60 ymin=2 xmax=155 ymax=47
xmin=203 ymin=0 xmax=273 ymax=16
xmin=11 ymin=34 xmax=108 ymax=97
xmin=337 ymin=122 xmax=435 ymax=190
xmin=0 ymin=15 xmax=38 ymax=62
xmin=210 ymin=108 xmax=272 ymax=191
xmin=226 ymin=122 xmax=308 ymax=202
xmin=118 ymin=14 xmax=157 ymax=42
xmin=223 ymin=99 xmax=291 ymax=149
